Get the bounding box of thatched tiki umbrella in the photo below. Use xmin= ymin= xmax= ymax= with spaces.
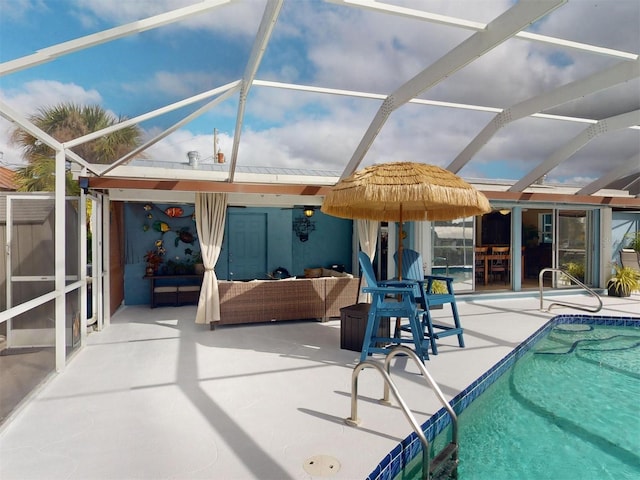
xmin=321 ymin=161 xmax=491 ymax=279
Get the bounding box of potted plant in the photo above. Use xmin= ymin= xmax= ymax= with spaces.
xmin=144 ymin=250 xmax=163 ymax=275
xmin=426 ymin=279 xmax=447 ymax=309
xmin=562 ymin=261 xmax=585 ymax=284
xmin=192 ymin=251 xmax=205 ymax=275
xmin=430 ymin=280 xmax=447 ymax=294
xmin=607 ymin=264 xmax=640 ymax=297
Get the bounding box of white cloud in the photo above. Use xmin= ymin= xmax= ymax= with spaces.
xmin=0 ymin=0 xmax=48 ymax=21
xmin=146 ymin=128 xmax=229 ymax=165
xmin=0 ymin=80 xmax=102 ymax=115
xmin=122 ymin=70 xmax=232 ymax=98
xmin=72 ymin=0 xmax=266 ymax=36
xmin=0 ymin=80 xmax=104 ymax=166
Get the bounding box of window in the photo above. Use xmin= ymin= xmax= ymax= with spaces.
xmin=540 ymin=213 xmax=553 ymax=244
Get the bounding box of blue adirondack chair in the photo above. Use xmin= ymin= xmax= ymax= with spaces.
xmin=394 ymin=249 xmax=465 ymax=355
xmin=357 ymin=252 xmax=430 ymax=362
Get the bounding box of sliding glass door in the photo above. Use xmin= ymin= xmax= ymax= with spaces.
xmin=556 ymin=209 xmax=591 ymax=286
xmin=431 ymin=217 xmax=474 ymax=292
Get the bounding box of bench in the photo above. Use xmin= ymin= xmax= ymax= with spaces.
xmin=145 ymin=275 xmax=203 ymax=308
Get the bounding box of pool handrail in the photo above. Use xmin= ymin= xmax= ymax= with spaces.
xmin=345 ymin=346 xmax=459 ymax=480
xmin=538 ymin=267 xmax=603 ymax=313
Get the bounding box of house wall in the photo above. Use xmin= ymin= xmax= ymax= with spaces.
xmin=122 ymin=202 xmax=353 ymax=305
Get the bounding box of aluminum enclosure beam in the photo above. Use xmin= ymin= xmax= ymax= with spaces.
xmin=64 ymin=81 xmax=241 ymax=149
xmin=509 ymin=109 xmax=640 ymax=192
xmin=100 ymin=87 xmax=240 ymax=176
xmin=340 ymin=0 xmax=565 ymax=179
xmin=228 ymin=0 xmax=283 ymax=183
xmin=447 ymin=59 xmax=640 ymax=174
xmin=0 ymin=0 xmax=234 ymax=76
xmin=330 ymin=0 xmax=637 ymax=60
xmin=576 ymin=154 xmax=640 ymax=196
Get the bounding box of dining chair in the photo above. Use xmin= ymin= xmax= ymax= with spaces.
xmin=475 ymin=246 xmax=488 ymax=284
xmin=357 ymin=252 xmax=430 ymax=362
xmin=489 ymin=246 xmax=509 ymax=284
xmin=393 ymin=249 xmax=465 ymax=355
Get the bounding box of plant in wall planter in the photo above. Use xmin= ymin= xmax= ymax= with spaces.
xmin=607 ymin=264 xmax=640 ymax=297
xmin=184 ymin=248 xmax=204 ymax=274
xmin=144 ymin=250 xmax=163 ymax=275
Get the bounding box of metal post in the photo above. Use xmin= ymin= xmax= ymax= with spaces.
xmin=55 ymin=149 xmax=66 ymax=371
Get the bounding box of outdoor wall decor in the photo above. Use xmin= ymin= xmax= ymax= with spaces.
xmin=165 ymin=206 xmax=184 ymax=217
xmin=175 ymin=226 xmax=195 ymax=246
xmin=293 ymin=215 xmax=316 ymax=242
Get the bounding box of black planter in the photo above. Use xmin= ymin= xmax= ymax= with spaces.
xmin=607 ymin=283 xmax=630 ymax=297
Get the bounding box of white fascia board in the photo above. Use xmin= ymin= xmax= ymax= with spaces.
xmin=232 ymin=172 xmax=338 ymax=186
xmin=226 ymin=193 xmax=324 ymax=207
xmin=107 ymin=189 xmax=196 ymax=203
xmin=101 ymin=165 xmax=339 ymax=186
xmin=106 ymin=189 xmax=325 ymax=207
xmin=103 ymin=165 xmax=231 ymax=182
xmin=470 ymin=181 xmax=634 ymax=198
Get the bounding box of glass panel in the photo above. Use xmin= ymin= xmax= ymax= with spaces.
xmin=0 ymin=299 xmax=56 ymax=425
xmin=431 ymin=217 xmax=473 ymax=292
xmin=557 ymin=210 xmax=588 ymax=286
xmin=523 ymin=209 xmax=553 ymax=289
xmin=540 ymin=213 xmax=553 ymax=244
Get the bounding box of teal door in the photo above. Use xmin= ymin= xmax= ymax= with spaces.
xmin=227 ymin=212 xmax=267 ymax=280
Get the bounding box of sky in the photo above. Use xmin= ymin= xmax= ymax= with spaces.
xmin=0 ymin=0 xmax=638 ymax=187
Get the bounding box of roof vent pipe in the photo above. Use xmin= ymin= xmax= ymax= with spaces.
xmin=187 ymin=151 xmax=199 ymax=168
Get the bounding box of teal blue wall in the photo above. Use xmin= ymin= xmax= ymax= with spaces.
xmin=123 ymin=202 xmax=353 ymax=305
xmin=291 ymin=211 xmax=353 ymax=276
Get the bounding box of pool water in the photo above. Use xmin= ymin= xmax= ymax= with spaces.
xmin=398 ymin=324 xmax=640 ymax=480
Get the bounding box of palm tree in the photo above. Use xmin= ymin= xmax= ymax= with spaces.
xmin=10 ymin=103 xmax=143 ymax=193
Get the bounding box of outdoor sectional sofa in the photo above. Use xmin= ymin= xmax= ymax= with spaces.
xmin=214 ymin=276 xmax=360 ymax=329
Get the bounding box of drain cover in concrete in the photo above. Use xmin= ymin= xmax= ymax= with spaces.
xmin=303 ymin=455 xmax=341 ymax=476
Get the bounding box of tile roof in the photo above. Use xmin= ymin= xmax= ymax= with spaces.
xmin=0 ymin=167 xmax=16 ymax=191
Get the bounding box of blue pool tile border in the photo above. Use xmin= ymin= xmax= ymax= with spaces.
xmin=366 ymin=314 xmax=640 ymax=480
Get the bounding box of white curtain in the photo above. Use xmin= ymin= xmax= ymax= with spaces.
xmin=357 ymin=219 xmax=379 ymax=303
xmin=195 ymin=192 xmax=228 ymax=325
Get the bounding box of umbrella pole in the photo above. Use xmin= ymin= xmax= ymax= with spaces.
xmin=395 ymin=205 xmax=403 ymax=335
xmin=398 ymin=204 xmax=403 ymax=280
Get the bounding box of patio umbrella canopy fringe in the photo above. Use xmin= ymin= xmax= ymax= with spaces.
xmin=322 ymin=162 xmax=491 ymax=221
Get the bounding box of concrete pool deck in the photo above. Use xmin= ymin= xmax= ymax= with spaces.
xmin=1 ymin=292 xmax=638 ymax=479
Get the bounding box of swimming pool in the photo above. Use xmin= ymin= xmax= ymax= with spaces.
xmin=366 ymin=315 xmax=640 ymax=480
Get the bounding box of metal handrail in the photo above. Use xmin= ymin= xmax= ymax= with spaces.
xmin=345 ymin=346 xmax=458 ymax=480
xmin=539 ymin=267 xmax=602 ymax=313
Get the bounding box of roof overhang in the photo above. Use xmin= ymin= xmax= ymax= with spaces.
xmin=84 ymin=175 xmax=640 ymax=209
